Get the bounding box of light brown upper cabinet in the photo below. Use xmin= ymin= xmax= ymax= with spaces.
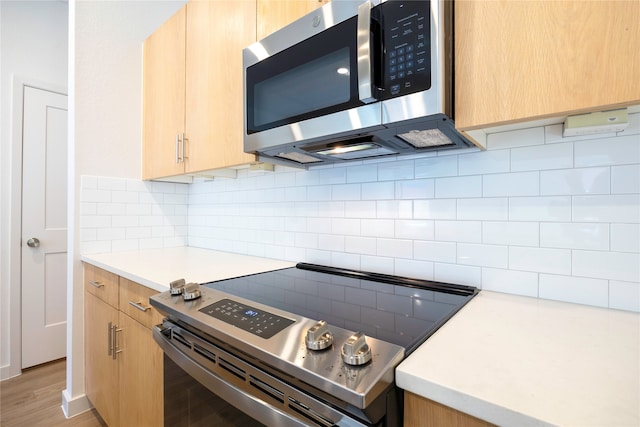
xmin=257 ymin=0 xmax=329 ymax=40
xmin=455 ymin=1 xmax=640 ymax=131
xmin=143 ymin=1 xmax=257 ymax=180
xmin=143 ymin=6 xmax=186 ymax=179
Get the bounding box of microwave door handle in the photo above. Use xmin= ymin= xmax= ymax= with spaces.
xmin=357 ymin=1 xmax=375 ymax=104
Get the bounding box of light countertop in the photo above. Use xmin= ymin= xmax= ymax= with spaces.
xmin=81 ymin=247 xmax=295 ymax=292
xmin=396 ymin=290 xmax=640 ymax=426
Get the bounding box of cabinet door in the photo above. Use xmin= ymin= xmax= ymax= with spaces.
xmin=185 ymin=1 xmax=257 ymax=173
xmin=85 ymin=292 xmax=120 ymax=427
xmin=119 ymin=312 xmax=163 ymax=427
xmin=455 ymin=1 xmax=640 ymax=130
xmin=404 ymin=392 xmax=495 ymax=427
xmin=143 ymin=6 xmax=187 ymax=179
xmin=257 ymin=0 xmax=328 ymax=40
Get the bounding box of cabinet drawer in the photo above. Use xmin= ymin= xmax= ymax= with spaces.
xmin=119 ymin=278 xmax=164 ymax=329
xmin=84 ymin=263 xmax=119 ymax=308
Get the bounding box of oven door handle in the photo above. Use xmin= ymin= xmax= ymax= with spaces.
xmin=357 ymin=1 xmax=376 ymax=104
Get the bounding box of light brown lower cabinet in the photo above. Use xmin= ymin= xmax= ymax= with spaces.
xmin=84 ymin=264 xmax=163 ymax=426
xmin=404 ymin=391 xmax=495 ymax=427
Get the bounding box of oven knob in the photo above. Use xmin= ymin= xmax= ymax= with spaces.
xmin=182 ymin=282 xmax=201 ymax=301
xmin=169 ymin=278 xmax=185 ymax=296
xmin=305 ymin=320 xmax=333 ymax=351
xmin=341 ymin=332 xmax=372 ymax=366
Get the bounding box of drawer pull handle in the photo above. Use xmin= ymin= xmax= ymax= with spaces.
xmin=129 ymin=301 xmax=150 ymax=312
xmin=88 ymin=280 xmax=103 ymax=288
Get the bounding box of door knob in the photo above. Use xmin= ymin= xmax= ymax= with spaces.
xmin=27 ymin=238 xmax=40 ymax=248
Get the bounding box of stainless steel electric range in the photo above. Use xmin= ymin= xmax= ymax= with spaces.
xmin=150 ymin=263 xmax=478 ymax=427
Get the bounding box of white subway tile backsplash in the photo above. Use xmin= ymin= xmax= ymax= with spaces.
xmin=540 ymin=222 xmax=609 ymax=251
xmin=574 ymin=134 xmax=640 ymax=167
xmin=481 ymin=268 xmax=539 ymax=297
xmin=509 ymin=246 xmax=571 ymax=275
xmin=377 ymin=238 xmax=413 ymax=258
xmin=415 ymin=155 xmax=457 ymax=178
xmin=457 ymin=198 xmax=509 ymax=221
xmin=377 ymin=200 xmax=413 ymax=219
xmin=435 ymin=176 xmax=482 ymax=198
xmin=482 ymin=221 xmax=539 ymax=247
xmin=395 ymin=179 xmax=434 ymax=199
xmin=458 ymin=243 xmax=508 ymax=268
xmin=414 ymin=241 xmax=457 ymax=263
xmin=345 ymin=201 xmax=377 ymax=219
xmin=609 ymin=281 xmax=640 ymax=312
xmin=378 ymin=160 xmax=415 ymax=181
xmin=81 ymin=122 xmax=640 ymax=312
xmin=539 ymin=274 xmax=609 ymax=308
xmin=611 ymin=224 xmax=640 ymax=253
xmin=435 ymin=220 xmax=482 ymax=243
xmin=572 ymin=195 xmax=640 ymax=223
xmin=362 ymin=181 xmax=394 ymax=200
xmin=414 ymin=199 xmax=457 ymax=219
xmin=346 ymin=164 xmax=378 ymax=183
xmin=540 ymin=167 xmax=610 ymax=195
xmin=487 ymin=126 xmax=545 ymax=150
xmin=361 ymin=219 xmax=395 ymax=238
xmin=394 ymin=259 xmax=434 ymax=280
xmin=483 ymin=171 xmax=539 ymax=197
xmin=458 ymin=149 xmax=510 ymax=176
xmin=511 ymin=142 xmax=574 ymax=172
xmin=509 ymin=196 xmax=571 ymax=221
xmin=395 ymin=220 xmax=434 ymax=240
xmin=332 ymin=184 xmax=361 ymax=201
xmin=611 ymin=164 xmax=640 ymax=194
xmin=572 ymin=250 xmax=640 ymax=282
xmin=434 ymin=263 xmax=481 ymax=287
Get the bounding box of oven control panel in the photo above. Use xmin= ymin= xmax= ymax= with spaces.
xmin=199 ymin=298 xmax=294 ymax=339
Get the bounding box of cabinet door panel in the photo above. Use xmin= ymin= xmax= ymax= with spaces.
xmin=185 ymin=1 xmax=257 ymax=173
xmin=257 ymin=0 xmax=327 ymax=40
xmin=85 ymin=292 xmax=119 ymax=427
xmin=143 ymin=6 xmax=187 ymax=179
xmin=119 ymin=313 xmax=163 ymax=427
xmin=455 ymin=1 xmax=640 ymax=130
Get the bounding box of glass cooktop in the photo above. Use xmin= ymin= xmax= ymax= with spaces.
xmin=203 ymin=263 xmax=477 ymax=354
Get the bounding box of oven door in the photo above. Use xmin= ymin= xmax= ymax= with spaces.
xmin=154 ymin=322 xmax=370 ymax=427
xmin=243 ymin=0 xmax=383 ymax=153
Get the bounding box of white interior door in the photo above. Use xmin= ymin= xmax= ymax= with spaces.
xmin=21 ymin=86 xmax=68 ymax=369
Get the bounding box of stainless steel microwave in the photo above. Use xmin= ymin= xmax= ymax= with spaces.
xmin=243 ymin=0 xmax=474 ymax=168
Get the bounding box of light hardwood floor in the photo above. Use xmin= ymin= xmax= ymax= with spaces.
xmin=0 ymin=358 xmax=106 ymax=427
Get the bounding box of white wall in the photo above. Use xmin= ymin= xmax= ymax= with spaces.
xmin=0 ymin=0 xmax=68 ymax=380
xmin=65 ymin=0 xmax=185 ymax=416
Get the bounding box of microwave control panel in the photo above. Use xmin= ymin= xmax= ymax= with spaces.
xmin=380 ymin=0 xmax=432 ymax=99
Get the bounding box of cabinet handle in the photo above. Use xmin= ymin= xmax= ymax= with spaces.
xmin=182 ymin=133 xmax=187 ymax=160
xmin=108 ymin=321 xmax=113 ymax=356
xmin=88 ymin=280 xmax=103 ymax=288
xmin=129 ymin=300 xmax=150 ymax=312
xmin=112 ymin=324 xmax=122 ymax=361
xmin=175 ymin=133 xmax=181 ymax=163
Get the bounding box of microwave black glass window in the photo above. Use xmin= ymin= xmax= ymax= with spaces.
xmin=246 ymin=16 xmax=362 ymax=134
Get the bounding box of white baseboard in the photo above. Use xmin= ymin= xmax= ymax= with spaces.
xmin=61 ymin=389 xmax=93 ymax=418
xmin=0 ymin=363 xmax=21 ymax=381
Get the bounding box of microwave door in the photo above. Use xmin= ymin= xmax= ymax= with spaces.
xmin=243 ymin=1 xmax=384 ymax=154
